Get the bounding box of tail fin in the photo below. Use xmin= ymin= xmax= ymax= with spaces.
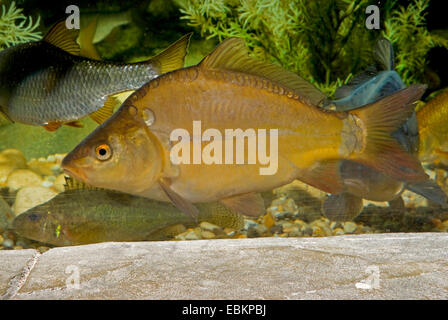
xmin=149 ymin=33 xmax=192 ymax=74
xmin=350 ymin=84 xmax=428 ymax=182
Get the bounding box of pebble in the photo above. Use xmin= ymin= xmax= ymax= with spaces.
xmin=262 ymin=212 xmax=275 ymax=228
xmin=302 ymin=226 xmax=313 ymax=236
xmin=224 ymin=228 xmax=235 ymax=236
xmin=282 ymin=223 xmax=299 ymax=234
xmin=185 ymin=231 xmax=199 ymax=240
xmin=199 ymin=221 xmax=220 ymax=232
xmin=310 ymin=219 xmax=333 ymax=236
xmin=13 ymin=186 xmax=58 ymax=215
xmin=53 ymin=173 xmax=68 ymax=192
xmin=7 ymin=169 xmax=43 ymax=190
xmin=37 ymin=246 xmax=51 ymax=253
xmin=343 ymin=221 xmax=358 ymax=234
xmin=0 ymin=165 xmax=14 ymax=184
xmin=294 ymin=206 xmax=322 ymax=222
xmin=330 ymin=221 xmax=343 ymax=230
xmin=312 ymin=226 xmax=325 ymax=237
xmin=27 ymin=153 xmax=64 ymax=177
xmin=269 ymin=224 xmax=283 ymax=234
xmin=201 ymin=230 xmax=215 ymax=239
xmin=333 ymin=228 xmax=345 ymax=235
xmin=175 ymin=230 xmax=199 ymax=241
xmin=283 ymin=198 xmax=298 ymax=213
xmin=42 ymin=176 xmax=55 ymax=188
xmin=442 ymin=220 xmax=448 ymax=230
xmin=244 ymin=220 xmax=258 ymax=230
xmin=254 ymin=224 xmax=268 ymax=235
xmin=15 ymin=240 xmax=28 ymax=248
xmin=0 ymin=234 xmax=3 ymax=244
xmin=2 ymin=238 xmax=13 ymax=249
xmin=0 ymin=149 xmax=27 ymax=168
xmin=293 ymin=219 xmax=308 ymax=228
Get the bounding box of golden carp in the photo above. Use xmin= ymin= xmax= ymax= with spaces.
xmin=62 ymin=38 xmax=428 ymax=218
xmin=0 ymin=20 xmax=191 ymax=131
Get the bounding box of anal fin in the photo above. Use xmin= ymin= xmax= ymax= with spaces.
xmin=65 ymin=121 xmax=83 ymax=128
xmin=89 ymin=96 xmax=119 ymax=124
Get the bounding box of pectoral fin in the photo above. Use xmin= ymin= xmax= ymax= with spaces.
xmin=0 ymin=107 xmax=13 ymax=123
xmin=220 ymin=192 xmax=265 ymax=217
xmin=158 ymin=178 xmax=198 ymax=221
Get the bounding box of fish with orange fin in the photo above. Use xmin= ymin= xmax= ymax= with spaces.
xmin=62 ymin=38 xmax=428 ymax=219
xmin=0 ymin=20 xmax=191 ymax=131
xmin=320 ymin=39 xmax=447 ymax=221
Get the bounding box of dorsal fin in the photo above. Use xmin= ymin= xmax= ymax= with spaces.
xmin=43 ymin=20 xmax=80 ymax=55
xmin=199 ymin=38 xmax=326 ymax=106
xmin=64 ymin=176 xmax=102 ymax=191
xmin=374 ymin=38 xmax=394 ymax=71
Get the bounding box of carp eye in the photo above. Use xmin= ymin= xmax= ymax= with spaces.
xmin=95 ymin=144 xmax=112 ymax=161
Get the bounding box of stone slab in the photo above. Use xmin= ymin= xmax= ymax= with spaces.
xmin=0 ymin=233 xmax=446 ymax=299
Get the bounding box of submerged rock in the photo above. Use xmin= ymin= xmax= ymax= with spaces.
xmin=13 ymin=186 xmax=58 ymax=215
xmin=6 ymin=169 xmax=43 ymax=191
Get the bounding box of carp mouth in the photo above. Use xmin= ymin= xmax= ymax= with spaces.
xmin=62 ymin=165 xmax=87 ymax=182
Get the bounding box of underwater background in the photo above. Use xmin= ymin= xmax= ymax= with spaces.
xmin=1 ymin=0 xmax=448 ymax=250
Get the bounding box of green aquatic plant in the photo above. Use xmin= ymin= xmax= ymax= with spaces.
xmin=177 ymin=0 xmax=446 ymax=96
xmin=383 ymin=0 xmax=448 ymax=85
xmin=176 ymin=0 xmax=376 ymax=96
xmin=0 ymin=1 xmax=41 ymax=49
